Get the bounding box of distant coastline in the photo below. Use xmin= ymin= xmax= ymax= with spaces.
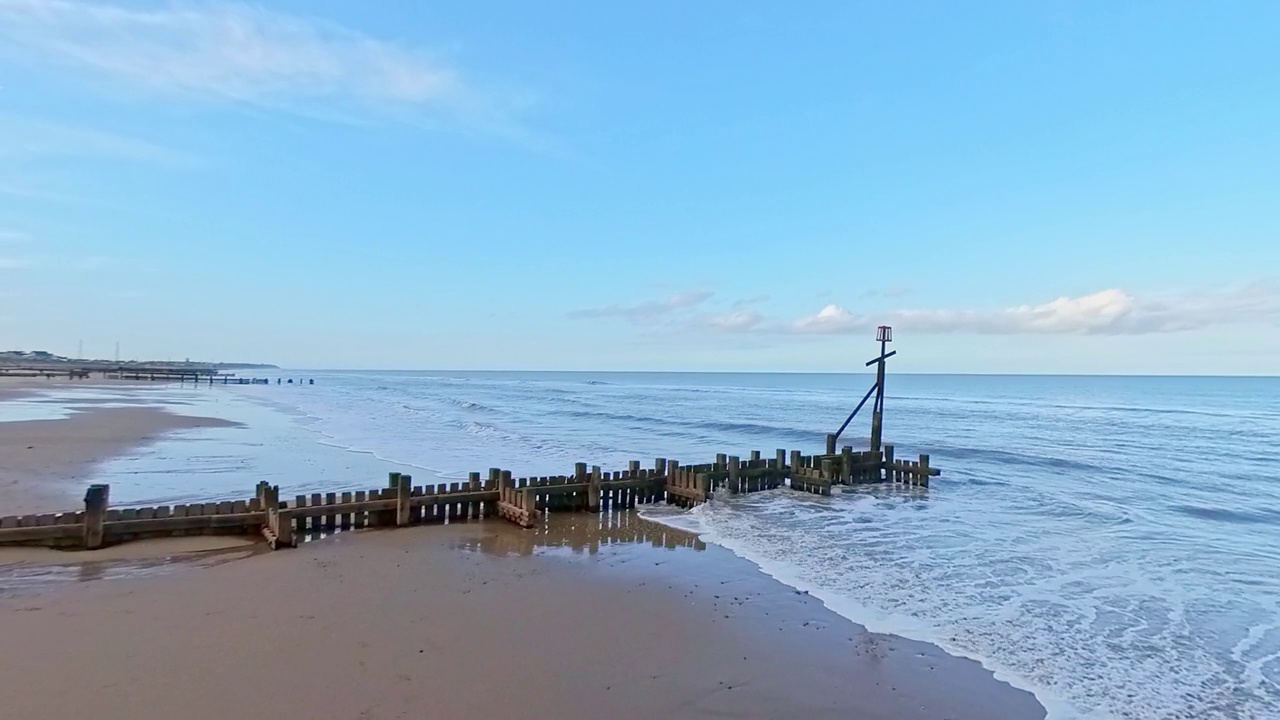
xmin=0 ymin=350 xmax=279 ymax=372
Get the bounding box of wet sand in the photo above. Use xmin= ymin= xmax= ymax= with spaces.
xmin=0 ymin=515 xmax=1046 ymax=720
xmin=0 ymin=378 xmax=240 ymax=515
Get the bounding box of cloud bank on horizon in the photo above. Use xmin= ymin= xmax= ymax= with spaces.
xmin=572 ymin=282 xmax=1280 ymax=337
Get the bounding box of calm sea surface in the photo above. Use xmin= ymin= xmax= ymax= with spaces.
xmin=51 ymin=371 xmax=1280 ymax=719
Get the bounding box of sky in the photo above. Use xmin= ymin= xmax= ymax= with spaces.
xmin=0 ymin=0 xmax=1277 ymax=373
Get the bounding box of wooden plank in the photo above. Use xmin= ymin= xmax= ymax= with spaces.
xmin=104 ymin=512 xmax=265 ymax=535
xmin=0 ymin=524 xmax=83 ymax=543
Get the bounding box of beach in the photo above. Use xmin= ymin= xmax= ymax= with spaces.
xmin=0 ymin=380 xmax=1047 ymax=720
xmin=0 ymin=377 xmax=240 ymax=515
xmin=0 ymin=519 xmax=1045 ymax=720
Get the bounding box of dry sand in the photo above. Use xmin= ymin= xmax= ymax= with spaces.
xmin=0 ymin=516 xmax=1046 ymax=720
xmin=0 ymin=377 xmax=239 ymax=515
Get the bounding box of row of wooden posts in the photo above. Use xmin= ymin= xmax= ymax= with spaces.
xmin=0 ymin=442 xmax=939 ymax=551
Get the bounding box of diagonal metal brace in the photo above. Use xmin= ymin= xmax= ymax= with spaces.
xmin=865 ymin=350 xmax=897 ymax=367
xmin=833 ymin=381 xmax=878 ymax=443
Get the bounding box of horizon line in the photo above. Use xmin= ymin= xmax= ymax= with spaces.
xmin=271 ymin=369 xmax=1280 ymax=379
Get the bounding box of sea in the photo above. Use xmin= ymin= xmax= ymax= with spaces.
xmin=19 ymin=371 xmax=1280 ymax=719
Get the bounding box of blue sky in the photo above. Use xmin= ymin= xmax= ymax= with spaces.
xmin=0 ymin=0 xmax=1276 ymax=373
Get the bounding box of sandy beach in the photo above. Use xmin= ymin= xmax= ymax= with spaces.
xmin=0 ymin=516 xmax=1045 ymax=720
xmin=0 ymin=381 xmax=1046 ymax=720
xmin=0 ymin=377 xmax=240 ymax=515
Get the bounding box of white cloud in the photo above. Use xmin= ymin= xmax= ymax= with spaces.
xmin=787 ymin=284 xmax=1279 ymax=336
xmin=0 ymin=0 xmax=515 ymax=125
xmin=701 ymin=308 xmax=764 ymax=331
xmin=569 ymin=290 xmax=714 ymax=323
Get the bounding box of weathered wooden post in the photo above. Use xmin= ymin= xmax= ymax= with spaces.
xmin=588 ymin=465 xmax=601 ymax=512
xmin=774 ymin=449 xmax=786 ymax=488
xmin=379 ymin=472 xmax=401 ymax=526
xmin=654 ymin=458 xmax=667 ymax=502
xmin=884 ymin=444 xmax=895 ymax=483
xmin=627 ymin=460 xmax=641 ymax=506
xmin=269 ymin=484 xmax=294 ymax=548
xmin=83 ymin=484 xmax=109 ymax=549
xmin=666 ymin=459 xmax=679 ymax=504
xmin=727 ymin=455 xmax=740 ymax=493
xmin=825 ymin=433 xmax=837 ymax=455
xmin=715 ymin=453 xmax=727 ymax=471
xmin=468 ymin=472 xmax=482 ymax=518
xmin=521 ymin=485 xmax=536 ymax=524
xmin=918 ymin=454 xmax=930 ymax=488
xmin=841 ymin=445 xmax=854 ymax=484
xmin=396 ymin=474 xmax=412 ymax=526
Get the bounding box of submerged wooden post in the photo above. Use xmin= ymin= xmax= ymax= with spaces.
xmin=918 ymin=454 xmax=930 ymax=488
xmin=396 ymin=474 xmax=412 ymax=526
xmin=884 ymin=444 xmax=895 ymax=483
xmin=727 ymin=455 xmax=740 ymax=493
xmin=825 ymin=433 xmax=837 ymax=455
xmin=83 ymin=484 xmax=109 ymax=549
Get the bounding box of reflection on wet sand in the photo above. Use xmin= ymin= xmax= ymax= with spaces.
xmin=457 ymin=508 xmax=706 ymax=557
xmin=0 ymin=542 xmax=264 ymax=599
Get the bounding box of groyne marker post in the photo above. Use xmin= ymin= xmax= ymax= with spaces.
xmin=868 ymin=325 xmax=894 ymax=454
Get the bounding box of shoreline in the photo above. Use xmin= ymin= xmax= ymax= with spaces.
xmin=0 ymin=515 xmax=1046 ymax=720
xmin=0 ymin=378 xmax=241 ymax=515
xmin=643 ymin=504 xmax=1062 ymax=717
xmin=0 ymin=378 xmax=1048 ymax=718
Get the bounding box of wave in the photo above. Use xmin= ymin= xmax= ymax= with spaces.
xmin=637 ymin=500 xmax=1067 ymax=718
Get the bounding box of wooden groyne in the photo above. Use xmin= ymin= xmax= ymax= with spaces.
xmin=0 ymin=443 xmax=938 ymax=552
xmin=0 ymin=328 xmax=941 ymax=554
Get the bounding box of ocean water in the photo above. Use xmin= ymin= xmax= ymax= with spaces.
xmin=169 ymin=372 xmax=1280 ymax=718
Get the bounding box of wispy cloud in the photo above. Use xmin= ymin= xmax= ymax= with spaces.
xmin=568 ymin=291 xmax=714 ymax=324
xmin=0 ymin=0 xmax=522 ymax=127
xmin=0 ymin=114 xmax=190 ymax=164
xmin=782 ymin=283 xmax=1280 ymax=336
